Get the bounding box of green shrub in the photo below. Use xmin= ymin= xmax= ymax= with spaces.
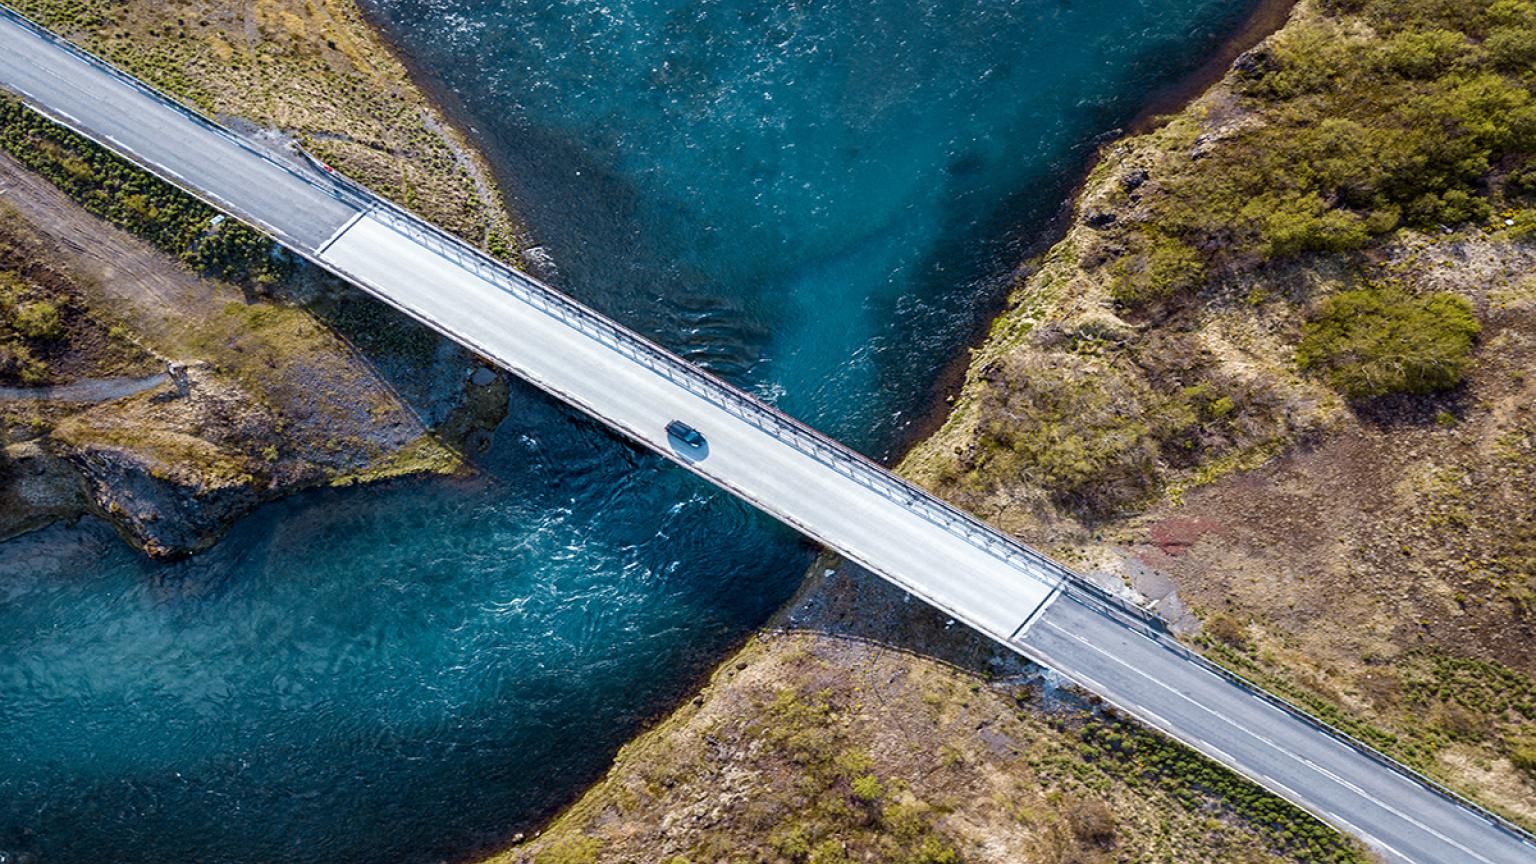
xmin=1077 ymin=716 xmax=1369 ymax=862
xmin=0 ymin=96 xmax=291 ymax=287
xmin=1133 ymin=0 xmax=1536 ymax=274
xmin=1511 ymin=743 xmax=1536 ymax=777
xmin=1376 ymin=28 xmax=1470 ymax=78
xmin=1241 ymin=23 xmax=1352 ymax=99
xmin=1109 ymin=231 xmax=1206 ymax=304
xmin=1065 ymin=797 xmax=1117 ymax=849
xmin=1487 ymin=26 xmax=1536 ymax=70
xmin=972 ymin=354 xmax=1160 ymax=510
xmin=1204 ymin=395 xmax=1236 ymax=421
xmin=850 ymin=774 xmax=885 ymax=803
xmin=1296 ymin=285 xmax=1481 ymax=398
xmin=807 ymin=839 xmax=850 ymax=864
xmin=1246 ymin=193 xmax=1373 ymax=257
xmin=1204 ymin=613 xmax=1251 ymax=651
xmin=0 ymin=341 xmax=47 ymax=384
xmin=1488 ymin=0 xmax=1536 ymax=31
xmin=774 ymin=825 xmax=813 ymax=859
xmin=13 ymin=301 xmax=63 ymax=340
xmin=1511 ymin=162 xmax=1536 ymax=199
xmin=910 ymin=836 xmax=960 ymax=864
xmin=0 ymin=271 xmax=21 ymax=306
xmin=1404 ymin=188 xmax=1492 ymax=227
xmin=1508 ymin=209 xmax=1536 ymax=240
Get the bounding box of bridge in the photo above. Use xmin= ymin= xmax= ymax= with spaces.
xmin=2 ymin=7 xmax=1533 ymax=863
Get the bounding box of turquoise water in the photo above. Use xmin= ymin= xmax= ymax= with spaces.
xmin=1 ymin=2 xmax=1257 ymax=862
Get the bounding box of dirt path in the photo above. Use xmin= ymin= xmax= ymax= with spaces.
xmin=0 ymin=373 xmax=167 ymax=402
xmin=0 ymin=150 xmax=225 ymax=344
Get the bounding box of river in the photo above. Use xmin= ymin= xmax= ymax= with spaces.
xmin=0 ymin=1 xmax=1259 ymax=861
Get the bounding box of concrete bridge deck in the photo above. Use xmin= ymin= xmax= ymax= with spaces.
xmin=2 ymin=7 xmax=1533 ymax=862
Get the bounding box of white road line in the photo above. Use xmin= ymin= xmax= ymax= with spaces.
xmin=317 ymin=211 xmax=1064 ymax=638
xmin=5 ymin=8 xmax=1533 ymax=861
xmin=315 ymin=209 xmax=367 ymax=257
xmin=1035 ymin=619 xmax=1501 ymax=864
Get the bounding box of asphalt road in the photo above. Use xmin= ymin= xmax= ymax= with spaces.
xmin=1019 ymin=595 xmax=1536 ymax=864
xmin=2 ymin=6 xmax=1532 ymax=862
xmin=0 ymin=12 xmax=357 ymax=248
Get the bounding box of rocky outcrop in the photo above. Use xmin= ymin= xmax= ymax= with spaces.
xmin=25 ymin=361 xmax=506 ymax=558
xmin=62 ymin=439 xmax=268 ymax=558
xmin=0 ymin=438 xmax=85 ymax=540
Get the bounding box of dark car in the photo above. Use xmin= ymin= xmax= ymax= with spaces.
xmin=666 ymin=420 xmax=706 ymax=449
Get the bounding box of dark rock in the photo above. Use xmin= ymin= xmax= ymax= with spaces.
xmin=63 ymin=444 xmax=265 ymax=560
xmin=1232 ymin=46 xmax=1275 ymax=79
xmin=1120 ymin=169 xmax=1149 ymax=192
xmin=1084 ymin=210 xmax=1118 ymax=229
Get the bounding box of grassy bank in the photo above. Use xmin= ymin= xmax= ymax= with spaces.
xmin=0 ymin=96 xmax=290 ymax=288
xmin=500 ymin=622 xmax=1363 ymax=864
xmin=491 ymin=0 xmax=1535 ymax=859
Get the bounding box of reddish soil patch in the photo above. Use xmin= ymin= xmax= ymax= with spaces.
xmin=1145 ymin=516 xmax=1222 ymax=557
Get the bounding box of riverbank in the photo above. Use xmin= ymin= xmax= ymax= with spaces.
xmin=1125 ymin=0 xmax=1299 ymax=135
xmin=5 ymin=0 xmax=519 ymax=253
xmin=0 ymin=0 xmax=523 ymax=556
xmin=490 ymin=562 xmax=1367 ymax=864
xmin=898 ymin=0 xmax=1304 ymax=460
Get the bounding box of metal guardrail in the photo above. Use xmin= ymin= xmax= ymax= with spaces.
xmin=356 ymin=202 xmax=1077 ymax=586
xmin=3 ymin=1 xmax=1532 ymax=851
xmin=0 ymin=0 xmax=1098 ymax=612
xmin=0 ymin=3 xmax=371 ymax=248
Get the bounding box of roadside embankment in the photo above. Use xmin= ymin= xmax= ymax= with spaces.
xmin=6 ymin=0 xmax=518 ymax=253
xmin=484 ymin=3 xmax=1401 ymax=863
xmin=0 ymin=0 xmax=523 ymax=556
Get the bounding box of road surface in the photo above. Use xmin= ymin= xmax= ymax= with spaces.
xmin=1 ymin=6 xmax=1532 ymax=862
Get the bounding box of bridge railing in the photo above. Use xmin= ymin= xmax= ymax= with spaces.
xmin=0 ymin=0 xmax=1078 ymax=612
xmin=0 ymin=0 xmax=1098 ymax=621
xmin=353 ymin=200 xmax=1082 ymax=595
xmin=0 ymin=3 xmax=372 ymax=252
